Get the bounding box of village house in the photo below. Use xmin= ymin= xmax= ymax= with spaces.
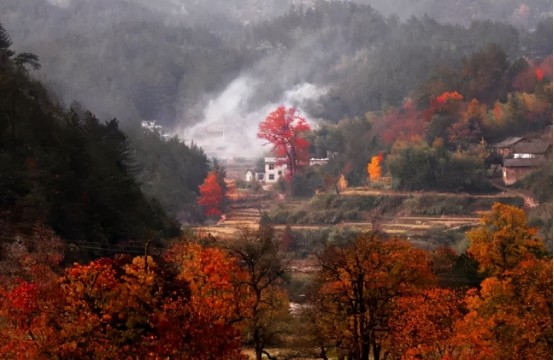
xmin=245 ymin=157 xmax=329 ymax=183
xmin=493 ymin=137 xmax=531 ymax=158
xmin=500 ymin=139 xmax=551 ymax=185
xmin=512 ymin=140 xmax=551 ymax=159
xmin=263 ymin=157 xmax=287 ymax=183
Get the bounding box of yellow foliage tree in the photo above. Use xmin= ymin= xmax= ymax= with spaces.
xmin=467 ymin=202 xmax=545 ymax=277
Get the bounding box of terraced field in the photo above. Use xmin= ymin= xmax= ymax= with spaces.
xmin=191 ymin=184 xmax=527 ymax=248
xmin=192 ymin=198 xmax=484 ymax=241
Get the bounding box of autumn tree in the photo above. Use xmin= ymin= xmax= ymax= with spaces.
xmin=447 ymin=99 xmax=486 ymax=150
xmin=367 ymin=153 xmax=382 ymax=182
xmin=377 ymin=99 xmax=426 ymax=146
xmin=466 ymin=202 xmax=545 ymax=277
xmin=387 ymin=288 xmax=464 ymax=359
xmin=0 ymin=225 xmax=65 ymax=359
xmin=314 ymin=233 xmax=435 ymax=360
xmin=0 ymin=254 xmax=249 ymax=359
xmin=257 ymin=106 xmax=311 ymax=178
xmin=0 ymin=272 xmax=61 ymax=359
xmin=453 ymin=258 xmax=552 ymax=360
xmin=226 ymin=228 xmax=289 ymax=360
xmin=167 ymin=241 xmax=252 ymax=326
xmin=425 ymin=91 xmax=465 ymax=144
xmin=198 ymin=170 xmax=225 ymax=218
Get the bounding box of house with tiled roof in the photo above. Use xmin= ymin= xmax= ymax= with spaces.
xmin=493 ymin=137 xmax=531 ymax=158
xmin=500 ymin=139 xmax=551 ymax=185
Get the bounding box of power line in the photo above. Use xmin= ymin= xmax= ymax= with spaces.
xmin=0 ymin=233 xmax=169 ymax=255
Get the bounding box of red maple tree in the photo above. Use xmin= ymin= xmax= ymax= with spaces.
xmin=257 ymin=106 xmax=311 ymax=178
xmin=198 ymin=171 xmax=224 ymax=217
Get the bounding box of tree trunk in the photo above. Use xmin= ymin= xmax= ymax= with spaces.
xmin=372 ymin=341 xmax=381 ymax=360
xmin=361 ymin=335 xmax=371 ymax=360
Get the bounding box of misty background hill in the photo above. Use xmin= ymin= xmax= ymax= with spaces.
xmin=1 ymin=0 xmax=551 ymax=157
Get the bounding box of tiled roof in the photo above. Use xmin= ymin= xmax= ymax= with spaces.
xmin=503 ymin=158 xmax=544 ymax=167
xmin=493 ymin=137 xmax=529 ymax=148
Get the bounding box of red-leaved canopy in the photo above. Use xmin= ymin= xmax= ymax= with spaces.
xmin=257 ymin=106 xmax=311 ymax=178
xmin=198 ymin=170 xmax=224 ymax=217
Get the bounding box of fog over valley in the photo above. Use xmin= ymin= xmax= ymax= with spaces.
xmin=1 ymin=0 xmax=551 ymax=157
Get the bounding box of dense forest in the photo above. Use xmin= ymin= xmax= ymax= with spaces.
xmin=0 ymin=1 xmax=552 ymax=359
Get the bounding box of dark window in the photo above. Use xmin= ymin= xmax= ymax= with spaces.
xmin=269 ymin=174 xmax=275 ymax=180
xmin=268 ymin=164 xmax=275 ymax=170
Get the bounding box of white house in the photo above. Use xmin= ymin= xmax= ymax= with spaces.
xmin=246 ymin=157 xmax=330 ymax=183
xmin=264 ymin=157 xmax=287 ymax=183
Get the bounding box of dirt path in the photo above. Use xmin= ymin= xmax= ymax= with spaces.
xmin=489 ymin=179 xmax=538 ymax=208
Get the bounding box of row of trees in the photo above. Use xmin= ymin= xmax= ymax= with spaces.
xmin=307 ymin=203 xmax=551 ymax=360
xmin=1 ymin=203 xmax=550 ymax=359
xmin=0 ymin=223 xmax=287 ymax=360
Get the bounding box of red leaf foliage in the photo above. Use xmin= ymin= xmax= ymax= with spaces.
xmin=198 ymin=170 xmax=224 ymax=217
xmin=257 ymin=106 xmax=311 ymax=178
xmin=379 ymin=100 xmax=426 ymax=146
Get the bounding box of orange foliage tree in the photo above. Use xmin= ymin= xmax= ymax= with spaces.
xmin=451 ymin=203 xmax=552 ymax=360
xmin=198 ymin=170 xmax=224 ymax=217
xmin=315 ymin=233 xmax=436 ymax=360
xmin=257 ymin=106 xmax=311 ymax=178
xmin=368 ymin=153 xmax=383 ymax=182
xmin=453 ymin=258 xmax=552 ymax=360
xmin=466 ymin=202 xmax=545 ymax=277
xmin=387 ymin=288 xmax=464 ymax=359
xmin=167 ymin=241 xmax=253 ymax=329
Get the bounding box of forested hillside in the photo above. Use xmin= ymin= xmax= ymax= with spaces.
xmin=0 ymin=25 xmax=182 ymax=259
xmin=1 ymin=0 xmax=551 ymax=141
